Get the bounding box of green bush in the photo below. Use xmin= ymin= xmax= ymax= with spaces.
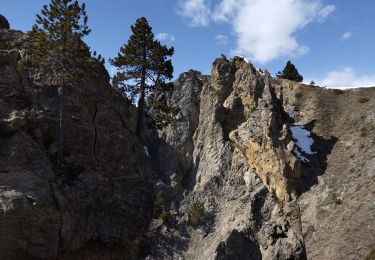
xmin=188 ymin=200 xmax=205 ymax=227
xmin=295 ymin=92 xmax=303 ymax=98
xmin=364 ymin=248 xmax=375 ymax=260
xmin=160 ymin=211 xmax=172 ymax=224
xmin=0 ymin=40 xmax=6 ymax=50
xmin=333 ymin=89 xmax=344 ymax=95
xmin=144 ymin=231 xmax=155 ymax=239
xmin=153 ymin=191 xmax=165 ymax=218
xmin=358 ymin=97 xmax=370 ymax=103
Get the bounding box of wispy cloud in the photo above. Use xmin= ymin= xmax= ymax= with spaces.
xmin=215 ymin=34 xmax=228 ymax=45
xmin=341 ymin=31 xmax=352 ymax=40
xmin=320 ymin=67 xmax=375 ymax=88
xmin=156 ymin=32 xmax=176 ymax=42
xmin=176 ymin=0 xmax=210 ymax=27
xmin=317 ymin=5 xmax=336 ymax=22
xmin=177 ymin=0 xmax=335 ymax=63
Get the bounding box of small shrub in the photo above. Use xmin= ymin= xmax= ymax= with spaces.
xmin=160 ymin=211 xmax=172 ymax=224
xmin=188 ymin=200 xmax=205 ymax=227
xmin=295 ymin=92 xmax=303 ymax=98
xmin=310 ymin=81 xmax=315 ymax=86
xmin=0 ymin=40 xmax=6 ymax=50
xmin=331 ymin=193 xmax=342 ymax=205
xmin=333 ymin=89 xmax=344 ymax=95
xmin=358 ymin=97 xmax=370 ymax=103
xmin=144 ymin=231 xmax=155 ymax=239
xmin=153 ymin=191 xmax=165 ymax=218
xmin=129 ymin=239 xmax=141 ymax=252
xmin=364 ymin=248 xmax=375 ymax=260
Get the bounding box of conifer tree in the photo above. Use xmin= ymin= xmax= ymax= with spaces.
xmin=276 ymin=61 xmax=303 ymax=82
xmin=110 ymin=17 xmax=174 ymax=137
xmin=26 ymin=0 xmax=92 ymax=166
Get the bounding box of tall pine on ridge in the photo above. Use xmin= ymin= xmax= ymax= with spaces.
xmin=26 ymin=0 xmax=92 ymax=167
xmin=110 ymin=17 xmax=174 ymax=137
xmin=276 ymin=60 xmax=304 ymax=82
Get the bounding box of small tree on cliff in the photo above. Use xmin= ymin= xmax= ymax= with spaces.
xmin=276 ymin=61 xmax=303 ymax=82
xmin=26 ymin=0 xmax=92 ymax=166
xmin=110 ymin=17 xmax=174 ymax=137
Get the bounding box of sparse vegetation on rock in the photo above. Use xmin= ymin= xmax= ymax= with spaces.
xmin=188 ymin=200 xmax=205 ymax=227
xmin=364 ymin=248 xmax=375 ymax=260
xmin=358 ymin=97 xmax=370 ymax=103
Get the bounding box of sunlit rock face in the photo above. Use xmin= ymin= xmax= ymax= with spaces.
xmin=146 ymin=56 xmax=375 ymax=260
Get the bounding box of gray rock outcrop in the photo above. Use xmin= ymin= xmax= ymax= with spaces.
xmin=146 ymin=56 xmax=375 ymax=260
xmin=0 ymin=29 xmax=153 ymax=259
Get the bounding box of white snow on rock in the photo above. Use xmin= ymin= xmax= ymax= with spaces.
xmin=290 ymin=125 xmax=316 ymax=162
xmin=144 ymin=146 xmax=150 ymax=156
xmin=236 ymin=55 xmax=249 ymax=63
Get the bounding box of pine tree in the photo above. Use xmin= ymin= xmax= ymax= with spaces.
xmin=26 ymin=0 xmax=92 ymax=166
xmin=110 ymin=17 xmax=174 ymax=137
xmin=276 ymin=61 xmax=303 ymax=82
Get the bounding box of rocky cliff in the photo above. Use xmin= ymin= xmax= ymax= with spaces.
xmin=0 ymin=28 xmax=153 ymax=259
xmin=145 ymin=57 xmax=375 ymax=260
xmin=0 ymin=25 xmax=374 ymax=260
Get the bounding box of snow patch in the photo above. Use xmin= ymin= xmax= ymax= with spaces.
xmin=144 ymin=146 xmax=150 ymax=156
xmin=290 ymin=125 xmax=316 ymax=163
xmin=236 ymin=55 xmax=249 ymax=63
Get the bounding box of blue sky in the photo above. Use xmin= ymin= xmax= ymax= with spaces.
xmin=1 ymin=0 xmax=374 ymax=88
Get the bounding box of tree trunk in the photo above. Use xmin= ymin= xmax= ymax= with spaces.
xmin=136 ymin=39 xmax=147 ymax=138
xmin=136 ymin=68 xmax=146 ymax=138
xmin=136 ymin=86 xmax=145 ymax=137
xmin=57 ymin=79 xmax=65 ymax=166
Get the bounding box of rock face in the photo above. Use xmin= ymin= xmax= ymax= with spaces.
xmin=0 ymin=14 xmax=10 ymax=30
xmin=0 ymin=30 xmax=153 ymax=259
xmin=1 ymin=26 xmax=374 ymax=260
xmin=146 ymin=57 xmax=375 ymax=260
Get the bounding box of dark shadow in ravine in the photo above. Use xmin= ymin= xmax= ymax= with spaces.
xmin=296 ymin=120 xmax=338 ymax=195
xmin=215 ymin=229 xmax=262 ymax=260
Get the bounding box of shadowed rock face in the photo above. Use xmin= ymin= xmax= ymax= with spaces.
xmin=0 ymin=14 xmax=10 ymax=29
xmin=0 ymin=30 xmax=153 ymax=259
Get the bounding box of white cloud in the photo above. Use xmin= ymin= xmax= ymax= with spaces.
xmin=156 ymin=33 xmax=176 ymax=42
xmin=177 ymin=0 xmax=210 ymax=27
xmin=320 ymin=68 xmax=375 ymax=88
xmin=212 ymin=0 xmax=237 ymax=22
xmin=177 ymin=0 xmax=335 ymax=63
xmin=215 ymin=34 xmax=228 ymax=45
xmin=341 ymin=31 xmax=352 ymax=40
